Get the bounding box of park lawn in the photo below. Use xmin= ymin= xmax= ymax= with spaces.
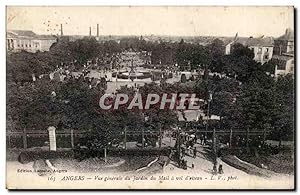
xmin=236 ymin=146 xmax=294 ymax=175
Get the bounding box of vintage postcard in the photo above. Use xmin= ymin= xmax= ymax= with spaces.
xmin=6 ymin=6 xmax=295 ymax=190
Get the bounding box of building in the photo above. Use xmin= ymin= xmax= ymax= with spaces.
xmin=272 ymin=28 xmax=294 ymax=77
xmin=273 ymin=28 xmax=294 ymax=55
xmin=273 ymin=55 xmax=294 ymax=77
xmin=6 ymin=30 xmax=57 ymax=53
xmin=225 ymin=34 xmax=274 ymax=64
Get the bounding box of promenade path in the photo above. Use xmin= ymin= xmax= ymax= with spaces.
xmin=161 ymin=138 xmax=294 ymax=189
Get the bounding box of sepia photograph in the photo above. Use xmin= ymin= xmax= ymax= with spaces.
xmin=5 ymin=6 xmax=295 ymax=190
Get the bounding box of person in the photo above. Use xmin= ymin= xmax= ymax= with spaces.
xmin=185 ymin=141 xmax=189 ymax=149
xmin=204 ymin=135 xmax=207 ymax=145
xmin=191 ymin=134 xmax=196 ymax=143
xmin=200 ymin=134 xmax=204 ymax=145
xmin=193 ymin=147 xmax=197 ymax=158
xmin=181 ymin=147 xmax=186 ymax=157
xmin=218 ymin=164 xmax=224 ymax=174
xmin=180 ymin=158 xmax=184 ymax=168
xmin=213 ymin=163 xmax=217 ymax=175
xmin=189 ymin=140 xmax=194 ymax=148
xmin=183 ymin=160 xmax=187 ymax=170
xmin=187 ymin=145 xmax=192 ymax=156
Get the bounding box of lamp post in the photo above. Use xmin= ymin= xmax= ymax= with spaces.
xmin=205 ymin=92 xmax=213 ymax=135
xmin=176 ymin=127 xmax=182 ymax=166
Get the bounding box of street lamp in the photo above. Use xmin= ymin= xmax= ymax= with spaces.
xmin=205 ymin=92 xmax=213 ymax=134
xmin=205 ymin=91 xmax=217 ymax=162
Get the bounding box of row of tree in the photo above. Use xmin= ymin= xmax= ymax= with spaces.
xmin=193 ymin=44 xmax=294 ymax=143
xmin=7 ymin=37 xmax=227 ymax=84
xmin=7 ymin=36 xmax=294 ymax=147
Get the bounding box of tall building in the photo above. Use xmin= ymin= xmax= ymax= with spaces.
xmin=272 ymin=28 xmax=294 ymax=77
xmin=6 ymin=30 xmax=57 ymax=53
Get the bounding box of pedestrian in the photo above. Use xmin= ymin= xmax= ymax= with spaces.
xmin=204 ymin=135 xmax=207 ymax=145
xmin=191 ymin=163 xmax=194 ymax=169
xmin=193 ymin=147 xmax=197 ymax=158
xmin=213 ymin=163 xmax=217 ymax=175
xmin=200 ymin=134 xmax=204 ymax=145
xmin=191 ymin=134 xmax=196 ymax=143
xmin=181 ymin=147 xmax=185 ymax=157
xmin=183 ymin=160 xmax=187 ymax=170
xmin=187 ymin=145 xmax=192 ymax=156
xmin=218 ymin=164 xmax=224 ymax=174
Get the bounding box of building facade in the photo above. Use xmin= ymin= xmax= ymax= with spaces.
xmin=272 ymin=28 xmax=294 ymax=77
xmin=273 ymin=28 xmax=294 ymax=56
xmin=225 ymin=35 xmax=274 ymax=64
xmin=6 ymin=30 xmax=57 ymax=53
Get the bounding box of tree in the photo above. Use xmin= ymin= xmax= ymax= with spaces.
xmin=207 ymin=38 xmax=225 ymax=58
xmin=262 ymin=60 xmax=276 ymax=74
xmin=231 ymin=43 xmax=254 ymax=59
xmin=210 ymin=78 xmax=241 ymax=128
xmin=139 ymin=83 xmax=178 ymax=134
xmin=270 ymin=75 xmax=294 ymax=145
xmin=69 ymin=37 xmax=101 ymax=64
xmin=49 ymin=37 xmax=74 ymax=64
xmin=151 ymin=42 xmax=176 ymax=65
xmin=7 ymin=51 xmax=59 ymax=83
xmin=238 ymin=79 xmax=275 ymax=130
xmin=102 ymin=40 xmax=121 ymax=55
xmin=7 ymin=79 xmax=59 ymax=131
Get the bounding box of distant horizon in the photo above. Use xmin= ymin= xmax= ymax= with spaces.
xmin=7 ymin=28 xmax=287 ymax=39
xmin=7 ymin=6 xmax=294 ymax=37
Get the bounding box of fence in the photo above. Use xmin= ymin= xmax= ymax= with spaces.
xmin=6 ymin=129 xmax=161 ymax=149
xmin=184 ymin=128 xmax=270 ymax=149
xmin=7 ymin=129 xmax=82 ymax=149
xmin=6 ymin=128 xmax=270 ymax=149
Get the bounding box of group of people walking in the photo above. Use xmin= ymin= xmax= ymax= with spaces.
xmin=176 ymin=133 xmax=224 ymax=175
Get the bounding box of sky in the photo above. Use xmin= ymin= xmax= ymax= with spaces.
xmin=7 ymin=6 xmax=294 ymax=37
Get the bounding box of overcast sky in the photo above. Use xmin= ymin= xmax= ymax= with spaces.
xmin=7 ymin=6 xmax=294 ymax=37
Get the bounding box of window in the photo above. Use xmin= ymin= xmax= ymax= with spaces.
xmin=258 ymin=48 xmax=262 ymax=53
xmin=266 ymin=48 xmax=269 ymax=52
xmin=264 ymin=55 xmax=269 ymax=60
xmin=25 ymin=44 xmax=28 ymax=47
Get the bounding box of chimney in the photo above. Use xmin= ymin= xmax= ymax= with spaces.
xmin=60 ymin=24 xmax=63 ymax=36
xmin=97 ymin=24 xmax=99 ymax=37
xmin=89 ymin=27 xmax=92 ymax=36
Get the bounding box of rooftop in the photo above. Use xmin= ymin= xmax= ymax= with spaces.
xmin=272 ymin=54 xmax=294 ymax=62
xmin=235 ymin=36 xmax=274 ymax=47
xmin=7 ymin=30 xmax=57 ymax=40
xmin=277 ymin=28 xmax=294 ymax=41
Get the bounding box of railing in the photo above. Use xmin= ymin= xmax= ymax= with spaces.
xmin=7 ymin=129 xmax=82 ymax=149
xmin=6 ymin=129 xmax=160 ymax=149
xmin=6 ymin=128 xmax=270 ymax=149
